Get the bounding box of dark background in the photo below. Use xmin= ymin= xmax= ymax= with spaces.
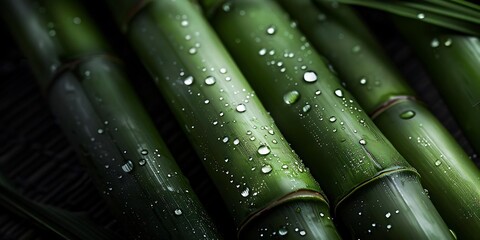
xmin=0 ymin=2 xmax=478 ymax=239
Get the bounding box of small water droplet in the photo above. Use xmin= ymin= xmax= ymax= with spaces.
xmin=360 ymin=78 xmax=367 ymax=85
xmin=417 ymin=13 xmax=425 ymax=19
xmin=97 ymin=128 xmax=104 ymax=134
xmin=140 ymin=149 xmax=148 ymax=155
xmin=302 ymin=104 xmax=311 ymax=113
xmin=279 ymin=227 xmax=288 ymax=236
xmin=400 ymin=110 xmax=416 ymax=119
xmin=259 ymin=48 xmax=267 ymax=56
xmin=222 ymin=136 xmax=229 ymax=143
xmin=233 ymin=138 xmax=240 ymax=145
xmin=184 ymin=76 xmax=194 ymax=85
xmin=258 ymin=145 xmax=271 ymax=155
xmin=139 ymin=159 xmax=146 ymax=166
xmin=73 ymin=17 xmax=82 ymax=24
xmin=329 ymin=116 xmax=337 ymax=123
xmin=205 ymin=76 xmax=216 ymax=85
xmin=180 ymin=20 xmax=189 ymax=27
xmin=303 ymin=71 xmax=318 ymax=83
xmin=241 ymin=187 xmax=250 ymax=197
xmin=188 ymin=47 xmax=197 ymax=55
xmin=261 ymin=164 xmax=273 ymax=174
xmin=299 ymin=230 xmax=306 ymax=236
xmin=387 ymin=224 xmax=392 ymax=230
xmin=283 ymin=90 xmax=300 ymax=105
xmin=334 ymin=89 xmax=344 ymax=97
xmin=385 ymin=212 xmax=391 ymax=218
xmin=435 ymin=160 xmax=442 ymax=166
xmin=266 ymin=25 xmax=276 ymax=35
xmin=219 ymin=68 xmax=227 ymax=74
xmin=352 ymin=45 xmax=362 ymax=53
xmin=431 ymin=38 xmax=440 ymax=48
xmin=121 ymin=160 xmax=134 ymax=173
xmin=315 ymin=90 xmax=322 ymax=95
xmin=359 ymin=139 xmax=366 ymax=145
xmin=444 ymin=38 xmax=453 ymax=47
xmin=236 ymin=104 xmax=246 ymax=113
xmin=174 ymin=209 xmax=183 ymax=216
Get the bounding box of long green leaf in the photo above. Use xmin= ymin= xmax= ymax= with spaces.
xmin=0 ymin=174 xmax=120 ymax=240
xmin=327 ymin=0 xmax=480 ymax=36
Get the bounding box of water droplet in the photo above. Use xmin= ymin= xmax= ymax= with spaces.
xmin=174 ymin=209 xmax=183 ymax=215
xmin=259 ymin=48 xmax=267 ymax=56
xmin=334 ymin=89 xmax=344 ymax=97
xmin=140 ymin=149 xmax=148 ymax=155
xmin=435 ymin=160 xmax=442 ymax=166
xmin=188 ymin=47 xmax=197 ymax=55
xmin=258 ymin=145 xmax=271 ymax=155
xmin=431 ymin=38 xmax=440 ymax=48
xmin=121 ymin=160 xmax=134 ymax=173
xmin=236 ymin=104 xmax=246 ymax=113
xmin=180 ymin=20 xmax=189 ymax=27
xmin=303 ymin=71 xmax=318 ymax=83
xmin=315 ymin=90 xmax=322 ymax=95
xmin=241 ymin=187 xmax=250 ymax=197
xmin=385 ymin=212 xmax=391 ymax=218
xmin=205 ymin=76 xmax=216 ymax=85
xmin=387 ymin=224 xmax=392 ymax=230
xmin=329 ymin=116 xmax=337 ymax=123
xmin=400 ymin=110 xmax=416 ymax=119
xmin=359 ymin=139 xmax=366 ymax=145
xmin=73 ymin=17 xmax=82 ymax=24
xmin=444 ymin=38 xmax=453 ymax=47
xmin=261 ymin=164 xmax=273 ymax=174
xmin=222 ymin=136 xmax=229 ymax=143
xmin=302 ymin=104 xmax=311 ymax=113
xmin=282 ymin=164 xmax=288 ymax=169
xmin=139 ymin=159 xmax=146 ymax=166
xmin=48 ymin=29 xmax=56 ymax=37
xmin=352 ymin=45 xmax=362 ymax=53
xmin=184 ymin=76 xmax=194 ymax=85
xmin=279 ymin=227 xmax=288 ymax=236
xmin=299 ymin=230 xmax=306 ymax=236
xmin=204 ymin=99 xmax=210 ymax=104
xmin=360 ymin=78 xmax=367 ymax=85
xmin=219 ymin=68 xmax=227 ymax=74
xmin=222 ymin=2 xmax=232 ymax=12
xmin=97 ymin=128 xmax=104 ymax=134
xmin=283 ymin=90 xmax=300 ymax=105
xmin=417 ymin=13 xmax=425 ymax=19
xmin=233 ymin=138 xmax=240 ymax=145
xmin=266 ymin=25 xmax=276 ymax=35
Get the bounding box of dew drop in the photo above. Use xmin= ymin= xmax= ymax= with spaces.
xmin=266 ymin=25 xmax=276 ymax=35
xmin=352 ymin=45 xmax=362 ymax=53
xmin=219 ymin=68 xmax=227 ymax=74
xmin=174 ymin=209 xmax=183 ymax=216
xmin=360 ymin=78 xmax=367 ymax=85
xmin=233 ymin=138 xmax=240 ymax=145
xmin=236 ymin=104 xmax=247 ymax=113
xmin=334 ymin=89 xmax=344 ymax=97
xmin=315 ymin=90 xmax=322 ymax=95
xmin=283 ymin=90 xmax=300 ymax=105
xmin=180 ymin=20 xmax=189 ymax=27
xmin=205 ymin=76 xmax=216 ymax=85
xmin=188 ymin=47 xmax=197 ymax=55
xmin=140 ymin=149 xmax=148 ymax=155
xmin=387 ymin=224 xmax=392 ymax=230
xmin=139 ymin=159 xmax=146 ymax=166
xmin=279 ymin=227 xmax=288 ymax=236
xmin=121 ymin=160 xmax=134 ymax=173
xmin=431 ymin=38 xmax=440 ymax=48
xmin=73 ymin=17 xmax=82 ymax=24
xmin=303 ymin=71 xmax=318 ymax=83
xmin=299 ymin=230 xmax=306 ymax=236
xmin=435 ymin=160 xmax=442 ymax=166
xmin=417 ymin=13 xmax=425 ymax=19
xmin=259 ymin=48 xmax=267 ymax=56
xmin=97 ymin=128 xmax=104 ymax=134
xmin=359 ymin=139 xmax=367 ymax=145
xmin=329 ymin=116 xmax=337 ymax=123
xmin=400 ymin=110 xmax=416 ymax=119
xmin=184 ymin=76 xmax=194 ymax=85
xmin=302 ymin=104 xmax=311 ymax=113
xmin=385 ymin=212 xmax=391 ymax=218
xmin=261 ymin=164 xmax=273 ymax=174
xmin=258 ymin=145 xmax=271 ymax=156
xmin=241 ymin=187 xmax=250 ymax=197
xmin=444 ymin=38 xmax=453 ymax=47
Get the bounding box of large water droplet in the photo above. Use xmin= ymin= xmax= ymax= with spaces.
xmin=241 ymin=187 xmax=250 ymax=197
xmin=283 ymin=90 xmax=300 ymax=105
xmin=329 ymin=116 xmax=337 ymax=123
xmin=174 ymin=209 xmax=183 ymax=216
xmin=279 ymin=227 xmax=288 ymax=236
xmin=359 ymin=139 xmax=366 ymax=145
xmin=334 ymin=89 xmax=344 ymax=97
xmin=266 ymin=25 xmax=276 ymax=35
xmin=184 ymin=76 xmax=194 ymax=85
xmin=205 ymin=76 xmax=216 ymax=85
xmin=303 ymin=71 xmax=318 ymax=83
xmin=385 ymin=212 xmax=391 ymax=218
xmin=122 ymin=160 xmax=134 ymax=173
xmin=258 ymin=145 xmax=271 ymax=155
xmin=259 ymin=48 xmax=267 ymax=56
xmin=180 ymin=20 xmax=189 ymax=27
xmin=400 ymin=110 xmax=416 ymax=119
xmin=299 ymin=230 xmax=306 ymax=236
xmin=261 ymin=164 xmax=273 ymax=174
xmin=236 ymin=104 xmax=246 ymax=113
xmin=188 ymin=47 xmax=197 ymax=55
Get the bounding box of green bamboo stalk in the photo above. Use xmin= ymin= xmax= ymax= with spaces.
xmin=0 ymin=0 xmax=220 ymax=239
xmin=393 ymin=16 xmax=480 ymax=156
xmin=273 ymin=1 xmax=480 ymax=238
xmin=204 ymin=0 xmax=455 ymax=238
xmin=104 ymin=0 xmax=341 ymax=238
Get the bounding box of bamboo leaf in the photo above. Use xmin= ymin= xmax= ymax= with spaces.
xmin=0 ymin=174 xmax=121 ymax=240
xmin=325 ymin=0 xmax=480 ymax=36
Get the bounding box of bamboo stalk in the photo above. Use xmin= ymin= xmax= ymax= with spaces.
xmin=204 ymin=0 xmax=454 ymax=238
xmin=0 ymin=0 xmax=220 ymax=239
xmin=273 ymin=1 xmax=480 ymax=238
xmin=104 ymin=0 xmax=342 ymax=238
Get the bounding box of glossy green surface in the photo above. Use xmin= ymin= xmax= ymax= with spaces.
xmin=208 ymin=0 xmax=453 ymax=238
xmin=106 ymin=0 xmax=339 ymax=238
xmin=1 ymin=0 xmax=220 ymax=239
